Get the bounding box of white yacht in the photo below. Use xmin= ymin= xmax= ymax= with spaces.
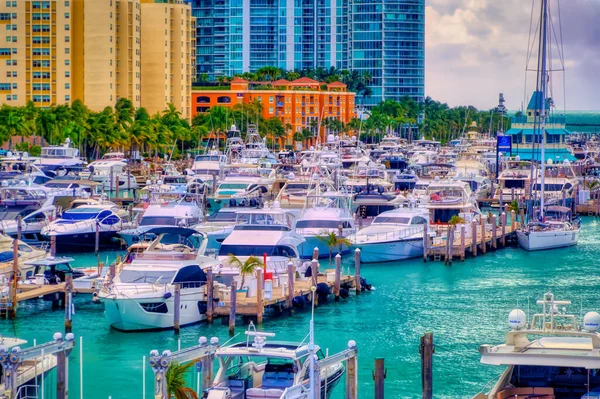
xmin=348 ymin=207 xmax=429 ymax=263
xmin=99 ymin=228 xmax=220 ymax=331
xmin=425 ymin=179 xmax=480 ymax=224
xmin=217 ymin=204 xmax=306 ymax=275
xmin=296 ymin=192 xmax=355 ymax=259
xmin=81 ymin=159 xmax=138 ymax=191
xmin=0 ymin=234 xmax=46 ymax=278
xmin=190 ymin=152 xmax=226 ymax=181
xmin=517 ymin=205 xmax=580 ymax=251
xmin=208 ymin=167 xmax=275 ymax=212
xmin=240 ymin=124 xmax=278 ymax=165
xmin=474 ymin=292 xmax=600 ymax=399
xmin=205 ymin=325 xmax=346 ymax=399
xmin=118 ymin=195 xmax=204 ymax=247
xmin=34 ymin=138 xmax=84 ymax=172
xmin=495 ymin=158 xmax=534 ymax=204
xmin=41 ymin=204 xmax=133 ymax=252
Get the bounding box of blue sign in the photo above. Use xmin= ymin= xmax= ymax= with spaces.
xmin=497 ymin=135 xmax=512 ymax=153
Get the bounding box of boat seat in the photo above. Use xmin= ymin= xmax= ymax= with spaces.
xmin=496 ymin=387 xmax=554 ymax=399
xmin=245 ymin=388 xmax=283 ymax=399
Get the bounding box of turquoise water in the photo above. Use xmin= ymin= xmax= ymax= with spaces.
xmin=2 ymin=218 xmax=600 ymax=398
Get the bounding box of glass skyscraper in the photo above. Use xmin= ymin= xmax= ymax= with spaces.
xmin=186 ymin=0 xmax=424 ymax=106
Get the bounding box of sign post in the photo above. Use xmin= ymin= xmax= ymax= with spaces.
xmin=496 ymin=135 xmax=512 ymax=178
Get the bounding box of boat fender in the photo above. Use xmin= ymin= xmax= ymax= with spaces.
xmin=292 ymin=295 xmax=306 ymax=308
xmin=339 ymin=288 xmax=349 ymax=299
xmin=249 ymin=199 xmax=257 ymax=207
xmin=92 ymin=292 xmax=99 ymax=303
xmin=316 ymin=282 xmax=330 ymax=299
xmin=163 ymin=292 xmax=172 ymax=299
xmin=229 ymin=199 xmax=237 ymax=207
xmin=360 ymin=277 xmax=373 ymax=292
xmin=304 ymin=265 xmax=312 ymax=278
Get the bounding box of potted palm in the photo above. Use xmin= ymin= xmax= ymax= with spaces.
xmin=448 ymin=215 xmax=465 ymax=226
xmin=225 ymin=254 xmax=264 ymax=295
xmin=316 ymin=231 xmax=352 ymax=266
xmin=166 ymin=362 xmax=197 ymax=399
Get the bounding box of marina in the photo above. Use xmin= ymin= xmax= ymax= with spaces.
xmin=1 ymin=0 xmax=600 ymax=397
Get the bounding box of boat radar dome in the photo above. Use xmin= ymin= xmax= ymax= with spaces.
xmin=310 ymin=146 xmax=315 ymax=151
xmin=547 ymin=158 xmax=553 ymax=165
xmin=351 ymin=136 xmax=357 ymax=141
xmin=327 ymin=134 xmax=335 ymax=143
xmin=583 ymin=312 xmax=600 ymax=332
xmin=515 ymin=155 xmax=521 ymax=161
xmin=273 ymin=200 xmax=281 ymax=209
xmin=508 ymin=309 xmax=527 ymax=330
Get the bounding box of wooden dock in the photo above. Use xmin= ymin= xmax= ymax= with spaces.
xmin=424 ymin=211 xmax=521 ymax=263
xmin=213 ymin=273 xmax=356 ymax=318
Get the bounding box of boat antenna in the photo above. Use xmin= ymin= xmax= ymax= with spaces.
xmin=308 ymin=285 xmax=317 ymax=399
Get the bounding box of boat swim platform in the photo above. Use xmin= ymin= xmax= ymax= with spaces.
xmin=212 ymin=273 xmax=357 ymax=320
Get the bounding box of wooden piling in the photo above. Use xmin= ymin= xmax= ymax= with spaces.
xmin=173 ymin=284 xmax=181 ymax=334
xmin=109 ymin=263 xmax=115 ymax=285
xmin=354 ymin=248 xmax=361 ymax=295
xmin=229 ymin=281 xmax=236 ymax=336
xmin=287 ymin=261 xmax=294 ymax=311
xmin=511 ymin=188 xmax=515 ymax=202
xmin=206 ymin=269 xmax=214 ymax=323
xmin=115 ymin=169 xmax=120 ymax=198
xmin=57 ymin=351 xmax=67 ymax=399
xmin=374 ymin=358 xmax=386 ymax=399
xmin=109 ymin=166 xmax=114 ymax=193
xmin=491 ymin=215 xmax=497 ymax=249
xmin=501 ymin=212 xmax=506 ymax=247
xmin=422 ymin=224 xmax=428 ymax=262
xmin=460 ymin=225 xmax=466 ymax=261
xmin=50 ymin=234 xmax=56 ymax=258
xmin=256 ymin=269 xmax=264 ymax=325
xmin=64 ymin=273 xmax=73 ymax=333
xmin=9 ymin=216 xmax=21 ymax=319
xmin=511 ymin=210 xmax=516 ymax=232
xmin=471 ymin=220 xmax=477 ymax=256
xmin=480 ymin=217 xmax=486 ymax=254
xmin=334 ymin=254 xmax=341 ymax=301
xmin=346 ymin=352 xmax=358 ymax=399
xmin=420 ymin=332 xmax=434 ymax=399
xmin=519 ymin=208 xmax=525 ymax=229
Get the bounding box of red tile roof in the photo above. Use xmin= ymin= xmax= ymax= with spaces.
xmin=230 ymin=77 xmax=248 ymax=83
xmin=327 ymin=81 xmax=347 ymax=87
xmin=290 ymin=77 xmax=320 ymax=85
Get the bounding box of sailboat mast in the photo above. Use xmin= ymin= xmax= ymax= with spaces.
xmin=538 ymin=0 xmax=549 ymax=217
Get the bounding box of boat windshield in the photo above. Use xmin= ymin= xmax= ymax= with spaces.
xmin=373 ymin=216 xmax=410 ymax=225
xmin=61 ymin=208 xmax=104 ymax=220
xmin=117 ymin=269 xmax=176 ymax=284
xmin=207 ymin=212 xmax=237 ymax=222
xmin=140 ymin=216 xmax=177 ymax=226
xmin=218 ymin=183 xmax=249 ymax=190
xmin=284 ymin=183 xmax=311 ymax=190
xmin=195 ymin=155 xmax=222 ymax=162
xmin=296 ymin=220 xmax=343 ymax=229
xmin=219 ymin=245 xmax=297 ymax=258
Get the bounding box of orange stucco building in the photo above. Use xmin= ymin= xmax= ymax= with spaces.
xmin=191 ymin=77 xmax=356 ymax=145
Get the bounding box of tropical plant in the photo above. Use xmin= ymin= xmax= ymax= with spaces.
xmin=225 ymin=254 xmax=264 ymax=289
xmin=508 ymin=200 xmax=519 ymax=213
xmin=448 ymin=215 xmax=466 ymax=225
xmin=584 ymin=180 xmax=600 ymax=191
xmin=316 ymin=231 xmax=352 ymax=266
xmin=165 ymin=361 xmax=198 ymax=399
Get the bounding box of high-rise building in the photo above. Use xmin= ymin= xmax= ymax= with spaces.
xmin=186 ymin=0 xmax=424 ymax=107
xmin=72 ymin=0 xmax=141 ymax=111
xmin=0 ymin=0 xmax=71 ymax=107
xmin=140 ymin=0 xmax=195 ymax=119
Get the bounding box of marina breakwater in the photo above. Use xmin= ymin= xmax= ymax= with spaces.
xmin=2 ymin=218 xmax=600 ymax=398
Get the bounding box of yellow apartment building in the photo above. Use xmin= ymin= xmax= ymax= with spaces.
xmin=72 ymin=0 xmax=141 ymax=110
xmin=0 ymin=0 xmax=193 ymax=120
xmin=140 ymin=0 xmax=195 ymax=119
xmin=0 ymin=0 xmax=71 ymax=107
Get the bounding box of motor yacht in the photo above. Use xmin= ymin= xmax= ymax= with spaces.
xmin=208 ymin=167 xmax=275 ymax=212
xmin=295 ymin=192 xmax=355 ymax=259
xmin=118 ymin=194 xmax=204 ymax=247
xmin=34 ymin=139 xmax=84 ymax=172
xmin=0 ymin=234 xmax=46 ymax=278
xmin=348 ymin=207 xmax=429 ymax=263
xmin=473 ymin=292 xmax=600 ymax=399
xmin=495 ymin=158 xmax=534 ymax=204
xmin=425 ymin=179 xmax=480 ymax=224
xmin=217 ymin=203 xmax=306 ymax=275
xmin=205 ymin=325 xmax=346 ymax=399
xmin=80 ymin=159 xmax=138 ymax=191
xmin=99 ymin=228 xmax=220 ymax=331
xmin=41 ymin=204 xmax=133 ymax=252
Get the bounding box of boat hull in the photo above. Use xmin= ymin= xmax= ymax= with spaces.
xmin=101 ymin=293 xmax=207 ymax=331
xmin=517 ymin=229 xmax=579 ymax=251
xmin=45 ymin=231 xmax=123 ymax=252
xmin=352 ymin=237 xmax=423 ymax=263
xmin=299 ymin=236 xmax=349 ymax=259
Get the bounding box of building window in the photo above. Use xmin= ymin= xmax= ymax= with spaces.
xmin=65 ymin=48 xmax=70 ymax=54
xmin=65 ymin=24 xmax=69 ymax=31
xmin=65 ymin=60 xmax=70 ymax=66
xmin=65 ymin=95 xmax=70 ymax=101
xmin=12 ymin=94 xmax=16 ymax=100
xmin=269 ymin=107 xmax=273 ymax=114
xmin=65 ymin=83 xmax=69 ymax=89
xmin=65 ymin=36 xmax=70 ymax=43
xmin=65 ymin=13 xmax=69 ymax=19
xmin=6 ymin=95 xmax=10 ymax=101
xmin=65 ymin=71 xmax=70 ymax=78
xmin=269 ymin=96 xmax=273 ymax=103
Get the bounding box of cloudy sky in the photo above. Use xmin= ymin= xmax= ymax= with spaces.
xmin=425 ymin=0 xmax=600 ymax=111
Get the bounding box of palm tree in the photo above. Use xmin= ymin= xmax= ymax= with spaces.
xmin=448 ymin=215 xmax=466 ymax=225
xmin=166 ymin=362 xmax=198 ymax=399
xmin=225 ymin=254 xmax=264 ymax=290
xmin=316 ymin=231 xmax=352 ymax=266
